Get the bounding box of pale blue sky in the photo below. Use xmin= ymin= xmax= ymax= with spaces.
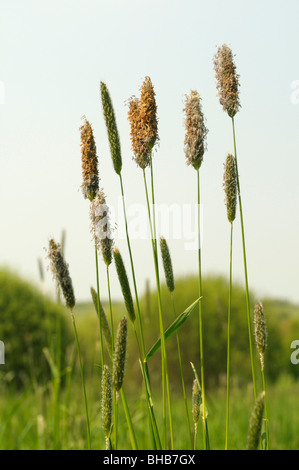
xmin=1 ymin=0 xmax=299 ymax=304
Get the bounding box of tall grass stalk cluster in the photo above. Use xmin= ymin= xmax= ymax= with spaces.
xmin=43 ymin=45 xmax=269 ymax=450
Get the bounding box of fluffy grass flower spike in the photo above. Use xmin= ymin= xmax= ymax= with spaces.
xmin=246 ymin=392 xmax=265 ymax=450
xmin=102 ymin=364 xmax=112 ymax=450
xmin=47 ymin=239 xmax=75 ymax=310
xmin=113 ymin=247 xmax=136 ymax=324
xmin=192 ymin=378 xmax=201 ymax=449
xmin=184 ymin=91 xmax=208 ymax=170
xmin=100 ymin=82 xmax=122 ymax=175
xmin=223 ymin=153 xmax=238 ymax=224
xmin=128 ymin=77 xmax=158 ymax=169
xmin=90 ymin=287 xmax=112 ymax=356
xmin=80 ymin=118 xmax=99 ymax=201
xmin=160 ymin=237 xmax=175 ymax=293
xmin=254 ymin=302 xmax=269 ymax=449
xmin=90 ymin=190 xmax=114 ymax=267
xmin=112 ymin=317 xmax=128 ymax=449
xmin=214 ymin=44 xmax=240 ymax=118
xmin=113 ymin=317 xmax=128 ymax=393
xmin=254 ymin=303 xmax=267 ymax=371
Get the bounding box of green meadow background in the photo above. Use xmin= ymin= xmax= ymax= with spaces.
xmin=1 ymin=268 xmax=299 ymax=450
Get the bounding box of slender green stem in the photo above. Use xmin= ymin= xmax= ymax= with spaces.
xmin=94 ymin=245 xmax=104 ymax=370
xmin=106 ymin=266 xmax=117 ymax=449
xmin=144 ymin=162 xmax=174 ymax=450
xmin=119 ymin=173 xmax=159 ymax=449
xmin=143 ymin=168 xmax=166 ymax=447
xmin=134 ymin=328 xmax=161 ymax=450
xmin=231 ymin=117 xmax=257 ymax=400
xmin=114 ymin=391 xmax=119 ymax=450
xmin=106 ymin=267 xmax=115 ymax=350
xmin=63 ymin=364 xmax=73 ymax=449
xmin=225 ymin=223 xmax=233 ymax=450
xmin=171 ymin=293 xmax=192 ymax=448
xmin=119 ymin=174 xmax=147 ymax=359
xmin=120 ymin=388 xmax=138 ymax=450
xmin=70 ymin=310 xmax=91 ymax=450
xmin=107 ymin=261 xmax=139 ymax=451
xmin=194 ymin=424 xmax=198 ymax=451
xmin=53 ymin=286 xmax=62 ymax=449
xmin=150 ymin=155 xmax=157 ymax=253
xmin=262 ymin=368 xmax=269 ymax=449
xmin=196 ymin=169 xmax=207 ymax=449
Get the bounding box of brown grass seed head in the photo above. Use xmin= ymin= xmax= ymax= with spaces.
xmin=127 ymin=76 xmax=158 ymax=169
xmin=214 ymin=44 xmax=241 ymax=118
xmin=80 ymin=118 xmax=99 ymax=201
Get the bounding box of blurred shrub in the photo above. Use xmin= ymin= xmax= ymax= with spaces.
xmin=0 ymin=269 xmax=71 ymax=387
xmin=52 ymin=275 xmax=299 ymax=395
xmin=134 ymin=275 xmax=296 ymax=394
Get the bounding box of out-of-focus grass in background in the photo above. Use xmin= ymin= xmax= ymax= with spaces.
xmin=0 ymin=269 xmax=299 ymax=449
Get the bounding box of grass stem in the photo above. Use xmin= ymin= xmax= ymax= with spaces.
xmin=94 ymin=245 xmax=104 ymax=370
xmin=70 ymin=310 xmax=91 ymax=450
xmin=262 ymin=368 xmax=269 ymax=449
xmin=144 ymin=161 xmax=174 ymax=450
xmin=231 ymin=117 xmax=257 ymax=400
xmin=119 ymin=173 xmax=160 ymax=449
xmin=196 ymin=169 xmax=208 ymax=449
xmin=225 ymin=222 xmax=233 ymax=450
xmin=171 ymin=293 xmax=192 ymax=448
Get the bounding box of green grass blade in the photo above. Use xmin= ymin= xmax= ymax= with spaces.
xmin=145 ymin=298 xmax=201 ymax=361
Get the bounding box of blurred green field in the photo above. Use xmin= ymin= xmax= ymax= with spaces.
xmin=1 ymin=269 xmax=299 ymax=450
xmin=1 ymin=375 xmax=299 ymax=449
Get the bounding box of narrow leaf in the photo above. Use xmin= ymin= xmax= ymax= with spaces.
xmin=145 ymin=298 xmax=201 ymax=361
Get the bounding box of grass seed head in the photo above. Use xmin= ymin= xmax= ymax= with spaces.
xmin=254 ymin=302 xmax=267 ymax=371
xmin=128 ymin=76 xmax=158 ymax=169
xmin=214 ymin=44 xmax=241 ymax=118
xmin=80 ymin=118 xmax=99 ymax=201
xmin=47 ymin=239 xmax=75 ymax=310
xmin=192 ymin=378 xmax=201 ymax=428
xmin=183 ymin=90 xmax=208 ymax=171
xmin=223 ymin=153 xmax=238 ymax=223
xmin=113 ymin=247 xmax=136 ymax=323
xmin=101 ymin=364 xmax=112 ymax=440
xmin=100 ymin=82 xmax=122 ymax=175
xmin=160 ymin=237 xmax=175 ymax=293
xmin=90 ymin=190 xmax=114 ymax=266
xmin=113 ymin=316 xmax=128 ymax=392
xmin=246 ymin=392 xmax=265 ymax=450
xmin=90 ymin=286 xmax=112 ymax=356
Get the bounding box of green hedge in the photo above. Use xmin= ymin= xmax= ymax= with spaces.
xmin=0 ymin=269 xmax=71 ymax=387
